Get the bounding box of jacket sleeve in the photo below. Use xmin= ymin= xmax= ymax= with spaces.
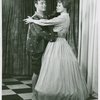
xmin=30 ymin=16 xmax=51 ymax=41
xmin=30 ymin=23 xmax=51 ymax=41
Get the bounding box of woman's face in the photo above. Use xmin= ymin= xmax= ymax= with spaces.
xmin=56 ymin=2 xmax=65 ymax=13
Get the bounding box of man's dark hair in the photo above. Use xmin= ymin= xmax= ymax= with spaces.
xmin=34 ymin=0 xmax=46 ymax=4
xmin=34 ymin=0 xmax=40 ymax=4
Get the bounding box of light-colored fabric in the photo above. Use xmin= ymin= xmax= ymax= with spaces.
xmin=78 ymin=0 xmax=98 ymax=97
xmin=35 ymin=38 xmax=89 ymax=100
xmin=33 ymin=11 xmax=89 ymax=100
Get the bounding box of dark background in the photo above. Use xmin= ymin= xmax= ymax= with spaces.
xmin=2 ymin=0 xmax=79 ymax=76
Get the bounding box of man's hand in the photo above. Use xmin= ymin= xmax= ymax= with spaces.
xmin=23 ymin=16 xmax=33 ymax=24
xmin=50 ymin=37 xmax=57 ymax=42
xmin=50 ymin=32 xmax=58 ymax=42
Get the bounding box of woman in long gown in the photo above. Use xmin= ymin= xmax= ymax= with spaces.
xmin=25 ymin=0 xmax=89 ymax=100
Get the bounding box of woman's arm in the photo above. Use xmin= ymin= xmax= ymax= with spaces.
xmin=24 ymin=14 xmax=65 ymax=26
xmin=35 ymin=15 xmax=65 ymax=26
xmin=32 ymin=19 xmax=53 ymax=26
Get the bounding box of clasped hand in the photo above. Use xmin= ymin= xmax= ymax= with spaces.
xmin=23 ymin=16 xmax=33 ymax=24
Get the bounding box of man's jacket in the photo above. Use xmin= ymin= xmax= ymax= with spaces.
xmin=26 ymin=13 xmax=51 ymax=53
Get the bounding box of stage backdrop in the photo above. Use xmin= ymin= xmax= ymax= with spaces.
xmin=2 ymin=0 xmax=79 ymax=76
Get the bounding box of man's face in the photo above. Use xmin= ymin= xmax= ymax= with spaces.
xmin=35 ymin=0 xmax=46 ymax=12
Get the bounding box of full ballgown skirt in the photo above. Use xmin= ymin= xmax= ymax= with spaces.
xmin=35 ymin=38 xmax=89 ymax=100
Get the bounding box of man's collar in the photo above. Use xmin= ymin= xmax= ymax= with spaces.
xmin=34 ymin=11 xmax=45 ymax=18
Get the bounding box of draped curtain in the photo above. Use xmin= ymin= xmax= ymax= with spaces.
xmin=68 ymin=0 xmax=79 ymax=57
xmin=2 ymin=0 xmax=79 ymax=76
xmin=2 ymin=0 xmax=35 ymax=76
xmin=78 ymin=0 xmax=98 ymax=97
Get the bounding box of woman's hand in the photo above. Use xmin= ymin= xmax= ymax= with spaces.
xmin=23 ymin=16 xmax=33 ymax=24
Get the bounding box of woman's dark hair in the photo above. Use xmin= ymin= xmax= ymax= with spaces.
xmin=57 ymin=0 xmax=71 ymax=12
xmin=47 ymin=0 xmax=71 ymax=19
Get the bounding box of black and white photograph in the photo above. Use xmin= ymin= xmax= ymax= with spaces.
xmin=1 ymin=0 xmax=99 ymax=100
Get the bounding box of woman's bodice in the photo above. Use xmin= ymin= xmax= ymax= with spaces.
xmin=52 ymin=12 xmax=70 ymax=38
